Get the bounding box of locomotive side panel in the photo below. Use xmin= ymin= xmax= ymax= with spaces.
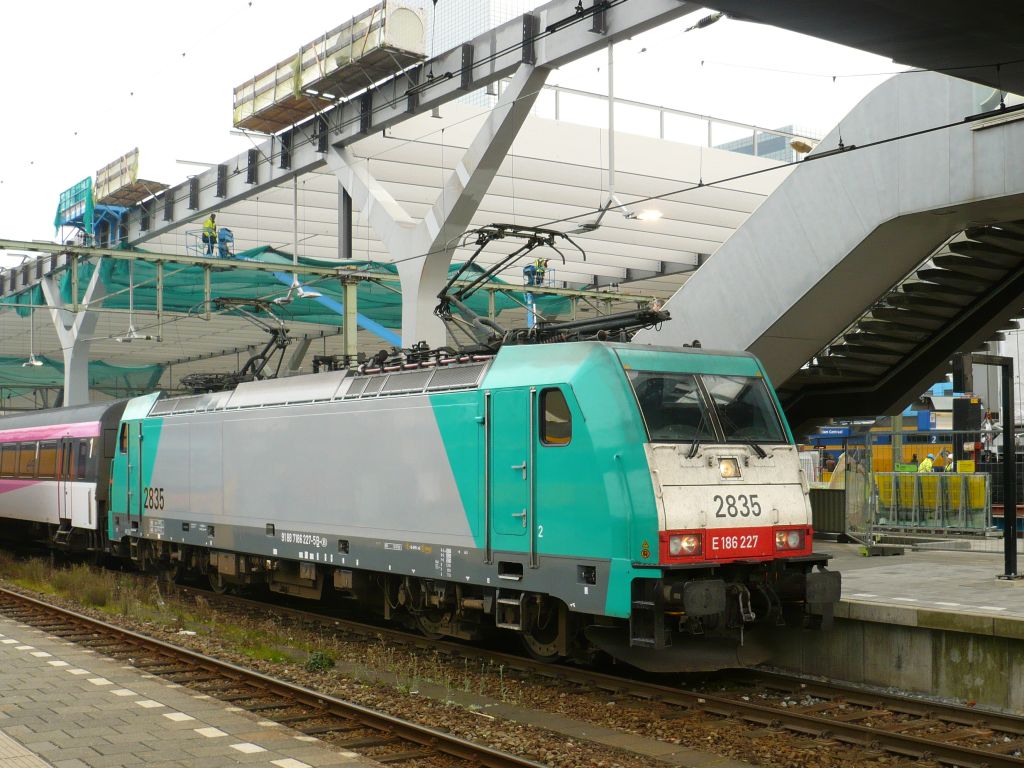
xmin=132 ymin=395 xmax=477 ymax=546
xmin=189 ymin=419 xmax=222 ymax=520
xmin=215 ymin=398 xmax=474 ymax=542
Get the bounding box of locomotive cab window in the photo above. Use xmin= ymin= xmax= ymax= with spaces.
xmin=118 ymin=424 xmax=128 ymax=453
xmin=540 ymin=388 xmax=572 ymax=445
xmin=627 ymin=372 xmax=716 ymax=443
xmin=702 ymin=374 xmax=787 ymax=444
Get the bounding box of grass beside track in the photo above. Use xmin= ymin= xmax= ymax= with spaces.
xmin=0 ymin=554 xmax=334 ymax=673
xmin=0 ymin=553 xmax=522 ymax=701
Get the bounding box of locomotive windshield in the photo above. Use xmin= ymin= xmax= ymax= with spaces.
xmin=701 ymin=374 xmax=787 ymax=443
xmin=628 ymin=372 xmax=717 ymax=442
xmin=627 ymin=371 xmax=786 ymax=444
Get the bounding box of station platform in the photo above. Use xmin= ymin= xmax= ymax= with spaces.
xmin=767 ymin=541 xmax=1024 ymax=713
xmin=822 ymin=541 xmax=1024 ymax=619
xmin=0 ymin=615 xmax=373 ymax=768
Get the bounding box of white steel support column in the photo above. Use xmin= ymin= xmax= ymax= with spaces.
xmin=338 ymin=184 xmax=353 ymax=261
xmin=39 ymin=260 xmax=106 ymax=407
xmin=342 ymin=279 xmax=358 ymax=367
xmin=326 ymin=64 xmax=550 ymax=348
xmin=404 ymin=64 xmax=549 ymax=347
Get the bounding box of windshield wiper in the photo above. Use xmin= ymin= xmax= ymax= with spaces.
xmin=746 ymin=440 xmax=768 ymax=459
xmin=714 ymin=408 xmax=769 ymax=459
xmin=687 ymin=411 xmax=709 ymax=459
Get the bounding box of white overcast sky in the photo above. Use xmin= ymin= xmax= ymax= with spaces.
xmin=0 ymin=1 xmax=906 ymax=247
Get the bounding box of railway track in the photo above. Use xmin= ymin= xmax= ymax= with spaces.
xmin=0 ymin=586 xmax=544 ymax=768
xmin=166 ymin=584 xmax=1024 ymax=768
xmin=5 ymin=576 xmax=1024 ymax=768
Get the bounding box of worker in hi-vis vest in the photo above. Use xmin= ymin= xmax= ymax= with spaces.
xmin=202 ymin=213 xmax=217 ymax=256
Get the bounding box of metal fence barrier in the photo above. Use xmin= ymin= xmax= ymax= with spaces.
xmin=871 ymin=472 xmax=991 ymax=532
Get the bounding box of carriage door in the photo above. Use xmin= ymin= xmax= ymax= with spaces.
xmin=126 ymin=422 xmax=143 ymax=531
xmin=56 ymin=438 xmax=74 ymax=525
xmin=488 ymin=389 xmax=532 ymax=556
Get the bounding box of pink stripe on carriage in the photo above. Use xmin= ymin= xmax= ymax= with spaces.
xmin=0 ymin=421 xmax=101 ymax=442
xmin=0 ymin=479 xmax=39 ymax=493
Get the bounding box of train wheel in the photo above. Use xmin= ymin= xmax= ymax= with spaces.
xmin=208 ymin=572 xmax=229 ymax=594
xmin=521 ymin=599 xmax=565 ymax=663
xmin=521 ymin=626 xmax=562 ymax=662
xmin=414 ymin=611 xmax=447 ymax=640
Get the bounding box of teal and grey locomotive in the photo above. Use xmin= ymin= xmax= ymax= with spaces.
xmin=0 ymin=340 xmax=839 ymax=670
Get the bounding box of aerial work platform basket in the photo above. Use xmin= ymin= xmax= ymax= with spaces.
xmin=232 ymin=0 xmax=426 ymax=134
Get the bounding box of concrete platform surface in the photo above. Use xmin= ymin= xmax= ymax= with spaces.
xmin=821 ymin=541 xmax=1024 ymax=620
xmin=0 ymin=614 xmax=376 ymax=768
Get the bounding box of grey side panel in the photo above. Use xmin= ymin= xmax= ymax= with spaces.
xmin=189 ymin=421 xmax=222 ymax=520
xmin=155 ymin=423 xmax=190 ymax=517
xmin=152 ymin=396 xmax=473 ymax=546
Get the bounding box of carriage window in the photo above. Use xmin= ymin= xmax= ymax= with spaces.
xmin=118 ymin=424 xmax=128 ymax=453
xmin=540 ymin=389 xmax=572 ymax=445
xmin=77 ymin=439 xmax=91 ymax=480
xmin=36 ymin=442 xmax=57 ymax=479
xmin=627 ymin=372 xmax=716 ymax=443
xmin=18 ymin=443 xmax=37 ymax=477
xmin=701 ymin=374 xmax=787 ymax=444
xmin=0 ymin=446 xmax=15 ymax=477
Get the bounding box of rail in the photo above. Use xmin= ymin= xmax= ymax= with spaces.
xmin=0 ymin=586 xmax=545 ymax=768
xmin=163 ymin=583 xmax=1024 ymax=768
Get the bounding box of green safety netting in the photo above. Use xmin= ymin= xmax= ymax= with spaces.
xmin=2 ymin=247 xmax=570 ymax=338
xmin=54 ymin=178 xmax=94 ymax=235
xmin=0 ymin=356 xmax=163 ymax=398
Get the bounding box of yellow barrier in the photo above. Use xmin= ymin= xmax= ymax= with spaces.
xmin=872 ymin=472 xmax=990 ymax=528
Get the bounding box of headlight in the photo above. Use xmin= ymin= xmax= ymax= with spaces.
xmin=669 ymin=534 xmax=702 ymax=556
xmin=775 ymin=529 xmax=805 ymax=551
xmin=719 ymin=458 xmax=741 ymax=479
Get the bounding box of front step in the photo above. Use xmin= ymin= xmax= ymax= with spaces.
xmin=495 ymin=590 xmax=525 ymax=630
xmin=629 ymin=580 xmax=667 ymax=649
xmin=52 ymin=522 xmax=73 ymax=547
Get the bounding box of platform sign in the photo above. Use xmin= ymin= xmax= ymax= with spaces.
xmin=54 ymin=177 xmax=94 ymax=234
xmin=818 ymin=426 xmax=850 ymax=437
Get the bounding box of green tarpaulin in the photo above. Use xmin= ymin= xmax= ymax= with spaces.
xmin=3 ymin=247 xmax=569 ymax=332
xmin=0 ymin=356 xmax=163 ymax=398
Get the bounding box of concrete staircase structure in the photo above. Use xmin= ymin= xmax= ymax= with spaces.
xmin=637 ymin=72 xmax=1024 ymax=431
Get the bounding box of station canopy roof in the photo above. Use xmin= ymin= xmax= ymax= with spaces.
xmin=0 ymin=95 xmax=788 ymax=405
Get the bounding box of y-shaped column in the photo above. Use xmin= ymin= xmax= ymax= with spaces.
xmin=39 ymin=260 xmax=105 ymax=406
xmin=328 ymin=63 xmax=550 ymax=348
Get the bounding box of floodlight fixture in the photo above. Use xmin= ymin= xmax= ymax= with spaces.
xmin=790 ymin=137 xmax=817 ymax=155
xmin=23 ymin=308 xmax=43 ymax=367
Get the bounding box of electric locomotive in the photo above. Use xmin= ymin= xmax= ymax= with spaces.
xmin=91 ymin=338 xmax=838 ymax=671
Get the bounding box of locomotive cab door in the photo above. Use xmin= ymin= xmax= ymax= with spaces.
xmin=488 ymin=389 xmax=532 ymax=553
xmin=125 ymin=422 xmax=143 ymax=532
xmin=56 ymin=438 xmax=74 ymax=525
